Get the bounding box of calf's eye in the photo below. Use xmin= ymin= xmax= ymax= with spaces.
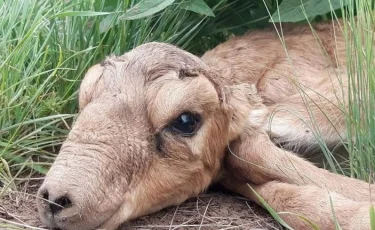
xmin=169 ymin=112 xmax=201 ymax=136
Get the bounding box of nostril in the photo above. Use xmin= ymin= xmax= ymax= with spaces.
xmin=57 ymin=197 xmax=71 ymax=208
xmin=50 ymin=196 xmax=72 ymax=215
xmin=42 ymin=190 xmax=49 ymax=201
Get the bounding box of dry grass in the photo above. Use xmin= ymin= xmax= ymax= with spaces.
xmin=0 ymin=181 xmax=281 ymax=230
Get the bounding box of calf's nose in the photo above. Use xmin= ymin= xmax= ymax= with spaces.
xmin=38 ymin=186 xmax=73 ymax=216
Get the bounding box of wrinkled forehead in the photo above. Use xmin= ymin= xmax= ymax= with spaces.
xmin=94 ymin=42 xmax=219 ymax=109
xmin=91 ymin=43 xmax=220 ymax=125
xmin=100 ymin=42 xmax=208 ymax=88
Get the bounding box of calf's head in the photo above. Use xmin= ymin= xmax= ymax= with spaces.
xmin=37 ymin=43 xmax=259 ymax=230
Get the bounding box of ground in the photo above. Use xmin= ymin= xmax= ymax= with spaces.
xmin=0 ymin=180 xmax=281 ymax=230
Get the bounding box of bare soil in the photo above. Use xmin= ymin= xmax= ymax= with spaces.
xmin=0 ymin=180 xmax=281 ymax=230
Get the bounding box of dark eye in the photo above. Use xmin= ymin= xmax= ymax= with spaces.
xmin=169 ymin=112 xmax=201 ymax=136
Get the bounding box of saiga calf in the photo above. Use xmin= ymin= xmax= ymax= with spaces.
xmin=36 ymin=19 xmax=373 ymax=230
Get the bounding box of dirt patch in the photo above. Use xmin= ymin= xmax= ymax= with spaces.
xmin=0 ymin=180 xmax=281 ymax=230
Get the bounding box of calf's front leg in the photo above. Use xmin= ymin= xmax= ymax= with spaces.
xmin=222 ymin=132 xmax=375 ymax=229
xmin=226 ymin=132 xmax=375 ymax=202
xmin=223 ymin=178 xmax=372 ymax=229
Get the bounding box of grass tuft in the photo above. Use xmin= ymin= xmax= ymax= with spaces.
xmin=343 ymin=0 xmax=375 ymax=182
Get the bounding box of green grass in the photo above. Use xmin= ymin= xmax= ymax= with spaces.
xmin=343 ymin=0 xmax=375 ymax=182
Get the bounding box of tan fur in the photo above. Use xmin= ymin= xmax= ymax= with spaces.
xmin=37 ymin=43 xmax=254 ymax=230
xmin=202 ymin=20 xmax=348 ymax=152
xmin=222 ymin=127 xmax=374 ymax=229
xmin=37 ymin=19 xmax=372 ymax=230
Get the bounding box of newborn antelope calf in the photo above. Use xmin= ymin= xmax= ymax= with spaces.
xmin=36 ymin=19 xmax=372 ymax=229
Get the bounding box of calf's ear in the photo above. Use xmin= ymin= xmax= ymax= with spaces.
xmin=79 ymin=64 xmax=105 ymax=110
xmin=222 ymin=84 xmax=268 ymax=141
